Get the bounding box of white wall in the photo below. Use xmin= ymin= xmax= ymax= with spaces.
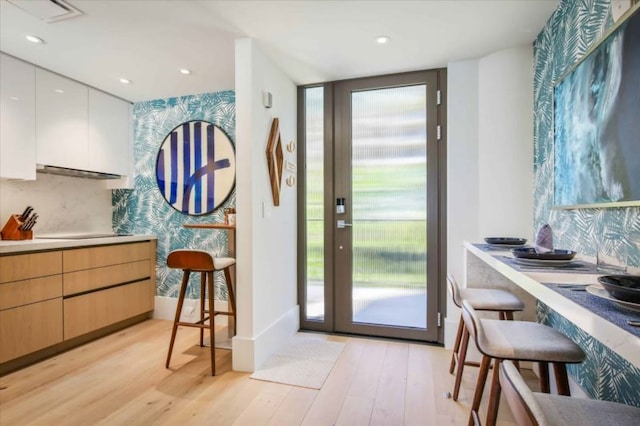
xmin=445 ymin=45 xmax=534 ymax=348
xmin=233 ymin=38 xmax=299 ymax=372
xmin=446 ymin=59 xmax=480 ymax=298
xmin=477 ymin=46 xmax=534 ymax=241
xmin=0 ymin=174 xmax=112 ymax=235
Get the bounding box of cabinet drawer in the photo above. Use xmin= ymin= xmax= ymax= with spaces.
xmin=63 ymin=242 xmax=151 ymax=272
xmin=0 ymin=251 xmax=62 ymax=284
xmin=0 ymin=275 xmax=62 ymax=310
xmin=0 ymin=298 xmax=63 ymax=363
xmin=63 ymin=260 xmax=151 ymax=296
xmin=64 ymin=280 xmax=154 ymax=340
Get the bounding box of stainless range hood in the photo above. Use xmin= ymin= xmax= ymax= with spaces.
xmin=36 ymin=164 xmax=122 ymax=180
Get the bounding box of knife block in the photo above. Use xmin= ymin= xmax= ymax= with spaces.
xmin=1 ymin=214 xmax=33 ymax=240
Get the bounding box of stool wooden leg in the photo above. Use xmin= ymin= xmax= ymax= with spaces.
xmin=468 ymin=355 xmax=492 ymax=426
xmin=539 ymin=362 xmax=550 ymax=393
xmin=224 ymin=266 xmax=237 ymax=336
xmin=199 ymin=272 xmax=206 ymax=347
xmin=453 ymin=326 xmax=470 ymax=401
xmin=485 ymin=358 xmax=503 ymax=426
xmin=553 ymin=363 xmax=571 ymax=396
xmin=207 ymin=271 xmax=216 ymax=376
xmin=450 ymin=316 xmax=464 ymax=374
xmin=166 ymin=270 xmax=190 ymax=369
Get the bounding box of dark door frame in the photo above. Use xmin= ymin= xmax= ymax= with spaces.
xmin=297 ymin=69 xmax=447 ymax=344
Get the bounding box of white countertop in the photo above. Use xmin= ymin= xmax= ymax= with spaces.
xmin=464 ymin=241 xmax=640 ymax=368
xmin=0 ymin=234 xmax=156 ymax=254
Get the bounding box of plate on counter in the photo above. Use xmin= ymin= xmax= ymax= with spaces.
xmin=485 ymin=237 xmax=527 ymax=246
xmin=511 ymin=247 xmax=576 ymax=260
xmin=597 ymin=275 xmax=640 ymax=303
xmin=586 ymin=285 xmax=640 ymax=313
xmin=513 ymin=258 xmax=575 ymax=267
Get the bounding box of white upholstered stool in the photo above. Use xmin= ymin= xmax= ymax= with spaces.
xmin=447 ymin=274 xmax=524 ymax=401
xmin=500 ymin=360 xmax=640 ymax=426
xmin=462 ymin=300 xmax=585 ymax=426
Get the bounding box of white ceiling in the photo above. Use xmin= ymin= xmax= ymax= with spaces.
xmin=0 ymin=0 xmax=559 ymax=102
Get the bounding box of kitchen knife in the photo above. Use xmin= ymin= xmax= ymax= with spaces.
xmin=18 ymin=214 xmax=29 ymax=230
xmin=24 ymin=214 xmax=38 ymax=231
xmin=21 ymin=213 xmax=36 ymax=231
xmin=19 ymin=206 xmax=33 ymax=221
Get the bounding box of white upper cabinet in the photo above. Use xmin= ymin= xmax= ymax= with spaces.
xmin=88 ymin=89 xmax=129 ymax=176
xmin=0 ymin=54 xmax=36 ymax=180
xmin=36 ymin=68 xmax=89 ymax=170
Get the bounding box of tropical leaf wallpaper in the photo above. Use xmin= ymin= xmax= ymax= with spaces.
xmin=538 ymin=303 xmax=640 ymax=407
xmin=534 ymin=0 xmax=639 ymax=406
xmin=113 ymin=91 xmax=235 ymax=299
xmin=533 ymin=0 xmax=640 ymax=267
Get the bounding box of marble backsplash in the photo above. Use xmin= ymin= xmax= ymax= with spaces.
xmin=0 ymin=173 xmax=113 ymax=235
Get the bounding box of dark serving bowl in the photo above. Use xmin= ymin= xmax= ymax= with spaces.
xmin=597 ymin=275 xmax=640 ymax=304
xmin=484 ymin=237 xmax=527 ymax=246
xmin=511 ymin=247 xmax=576 ymax=260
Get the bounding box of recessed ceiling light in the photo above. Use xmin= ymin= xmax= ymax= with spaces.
xmin=54 ymin=89 xmax=64 ymax=94
xmin=25 ymin=35 xmax=45 ymax=44
xmin=119 ymin=78 xmax=132 ymax=84
xmin=376 ymin=36 xmax=390 ymax=44
xmin=180 ymin=68 xmax=192 ymax=75
xmin=9 ymin=96 xmax=20 ymax=101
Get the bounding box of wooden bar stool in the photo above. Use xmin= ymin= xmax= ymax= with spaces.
xmin=165 ymin=249 xmax=236 ymax=376
xmin=447 ymin=274 xmax=524 ymax=400
xmin=462 ymin=300 xmax=585 ymax=426
xmin=500 ymin=360 xmax=640 ymax=426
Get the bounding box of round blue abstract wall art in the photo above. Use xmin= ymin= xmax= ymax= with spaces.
xmin=155 ymin=120 xmax=235 ymax=215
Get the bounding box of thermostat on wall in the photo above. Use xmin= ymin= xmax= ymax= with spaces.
xmin=263 ymin=91 xmax=272 ymax=108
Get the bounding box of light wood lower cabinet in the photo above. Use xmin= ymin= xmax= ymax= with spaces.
xmin=0 ymin=240 xmax=155 ymax=368
xmin=63 ymin=260 xmax=150 ymax=296
xmin=0 ymin=275 xmax=62 ymax=311
xmin=0 ymin=251 xmax=63 ymax=364
xmin=0 ymin=299 xmax=63 ymax=363
xmin=64 ymin=279 xmax=154 ymax=340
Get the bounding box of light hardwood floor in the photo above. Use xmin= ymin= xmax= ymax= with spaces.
xmin=0 ymin=319 xmax=526 ymax=425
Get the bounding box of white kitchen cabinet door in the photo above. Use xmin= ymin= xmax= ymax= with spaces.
xmin=36 ymin=68 xmax=88 ymax=170
xmin=0 ymin=54 xmax=36 ymax=180
xmin=88 ymin=89 xmax=130 ymax=175
xmin=106 ymin=103 xmax=135 ymax=189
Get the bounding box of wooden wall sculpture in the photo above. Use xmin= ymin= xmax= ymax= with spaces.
xmin=266 ymin=118 xmax=284 ymax=206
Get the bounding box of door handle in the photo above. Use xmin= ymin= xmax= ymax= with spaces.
xmin=337 ymin=220 xmax=352 ymax=229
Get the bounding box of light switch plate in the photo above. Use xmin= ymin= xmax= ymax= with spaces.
xmin=262 ymin=201 xmax=272 ymax=218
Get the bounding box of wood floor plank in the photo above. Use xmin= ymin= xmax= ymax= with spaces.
xmin=346 ymin=339 xmax=386 ymax=399
xmin=266 ymin=386 xmax=318 ymax=426
xmin=336 ymin=395 xmax=374 ymax=426
xmin=369 ymin=342 xmax=409 ymax=426
xmin=404 ymin=344 xmax=436 ymax=425
xmin=232 ymin=381 xmax=292 ymax=425
xmin=299 ymin=336 xmax=367 ymax=426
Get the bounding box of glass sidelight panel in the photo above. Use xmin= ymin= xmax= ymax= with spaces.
xmin=350 ymin=85 xmax=427 ymax=329
xmin=304 ymin=87 xmax=325 ymax=320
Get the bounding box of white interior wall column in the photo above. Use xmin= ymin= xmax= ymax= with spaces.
xmin=445 ymin=45 xmax=534 ymax=348
xmin=477 ymin=45 xmax=534 ymax=242
xmin=445 ymin=59 xmax=480 ymax=347
xmin=233 ymin=38 xmax=299 ymax=372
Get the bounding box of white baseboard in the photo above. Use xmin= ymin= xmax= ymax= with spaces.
xmin=444 ymin=316 xmax=459 ymax=349
xmin=232 ymin=305 xmax=300 ymax=373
